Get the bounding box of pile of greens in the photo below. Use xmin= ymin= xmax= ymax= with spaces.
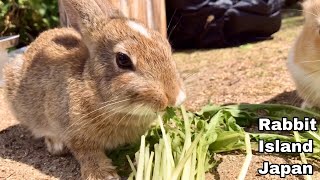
xmin=108 ymin=104 xmax=320 ymax=180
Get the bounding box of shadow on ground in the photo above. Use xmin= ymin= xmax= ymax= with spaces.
xmin=263 ymin=90 xmax=302 ymax=106
xmin=0 ymin=125 xmax=80 ymax=180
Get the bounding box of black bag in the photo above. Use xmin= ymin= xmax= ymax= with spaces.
xmin=166 ymin=0 xmax=284 ymax=49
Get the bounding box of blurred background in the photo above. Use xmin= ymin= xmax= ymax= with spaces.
xmin=0 ymin=0 xmax=301 ymax=49
xmin=0 ymin=1 xmax=316 ymax=179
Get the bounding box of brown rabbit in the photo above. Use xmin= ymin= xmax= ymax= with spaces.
xmin=288 ymin=0 xmax=320 ymax=108
xmin=4 ymin=0 xmax=186 ymax=179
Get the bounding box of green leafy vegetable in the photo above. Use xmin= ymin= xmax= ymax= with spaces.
xmin=109 ymin=103 xmax=320 ymax=179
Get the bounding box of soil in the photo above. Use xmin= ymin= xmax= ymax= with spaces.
xmin=1 ymin=13 xmax=319 ymax=180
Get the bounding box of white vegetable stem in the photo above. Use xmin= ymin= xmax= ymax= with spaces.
xmin=180 ymin=105 xmax=192 ymax=180
xmin=144 ymin=145 xmax=150 ymax=180
xmin=158 ymin=115 xmax=175 ymax=178
xmin=237 ymin=133 xmax=252 ymax=180
xmin=152 ymin=143 xmax=162 ymax=180
xmin=307 ymin=131 xmax=320 ymax=144
xmin=126 ymin=155 xmax=137 ymax=176
xmin=294 ymin=131 xmax=312 ymax=180
xmin=145 ymin=152 xmax=154 ymax=180
xmin=172 ymin=131 xmax=204 ymax=180
xmin=136 ymin=135 xmax=146 ymax=180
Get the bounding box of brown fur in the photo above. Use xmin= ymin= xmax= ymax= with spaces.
xmin=4 ymin=0 xmax=184 ymax=179
xmin=288 ymin=0 xmax=320 ymax=108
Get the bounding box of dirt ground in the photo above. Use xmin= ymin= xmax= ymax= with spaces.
xmin=1 ymin=12 xmax=320 ymax=180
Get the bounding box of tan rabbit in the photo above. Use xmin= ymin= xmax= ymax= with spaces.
xmin=288 ymin=0 xmax=320 ymax=108
xmin=3 ymin=0 xmax=186 ymax=179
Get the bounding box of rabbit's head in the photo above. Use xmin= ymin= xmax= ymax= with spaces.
xmin=287 ymin=0 xmax=320 ymax=108
xmin=290 ymin=0 xmax=320 ymax=71
xmin=64 ymin=0 xmax=185 ymax=114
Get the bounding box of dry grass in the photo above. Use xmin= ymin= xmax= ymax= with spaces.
xmin=177 ymin=15 xmax=304 ymax=111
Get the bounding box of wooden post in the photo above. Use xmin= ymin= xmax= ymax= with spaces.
xmin=110 ymin=0 xmax=167 ymax=37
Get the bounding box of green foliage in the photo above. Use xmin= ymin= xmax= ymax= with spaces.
xmin=0 ymin=0 xmax=59 ymax=47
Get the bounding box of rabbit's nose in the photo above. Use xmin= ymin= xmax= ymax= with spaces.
xmin=174 ymin=90 xmax=186 ymax=107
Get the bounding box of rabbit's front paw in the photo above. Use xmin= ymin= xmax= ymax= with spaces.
xmin=45 ymin=137 xmax=68 ymax=155
xmin=71 ymin=146 xmax=120 ymax=180
xmin=82 ymin=166 xmax=120 ymax=180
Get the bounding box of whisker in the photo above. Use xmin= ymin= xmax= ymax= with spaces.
xmin=67 ymin=104 xmax=128 ymax=133
xmin=284 ymin=8 xmax=318 ymax=18
xmin=168 ymin=15 xmax=182 ymax=39
xmin=77 ymin=98 xmax=131 ymax=120
xmin=298 ymin=60 xmax=320 ymax=64
xmin=167 ymin=9 xmax=177 ymax=30
xmin=290 ymin=69 xmax=320 ymax=105
xmin=75 ymin=104 xmax=132 ymax=137
xmin=71 ymin=96 xmax=144 ymax=130
xmin=143 ymin=105 xmax=150 ymax=122
xmin=183 ymin=72 xmax=199 ymax=81
xmin=108 ymin=104 xmax=143 ymax=137
xmin=99 ymin=95 xmax=132 ymax=105
xmin=124 ymin=104 xmax=144 ymax=139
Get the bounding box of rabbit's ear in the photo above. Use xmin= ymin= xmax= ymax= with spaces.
xmin=59 ymin=0 xmax=78 ymax=31
xmin=61 ymin=0 xmax=123 ymax=53
xmin=61 ymin=0 xmax=122 ymax=34
xmin=93 ymin=0 xmax=123 ymax=18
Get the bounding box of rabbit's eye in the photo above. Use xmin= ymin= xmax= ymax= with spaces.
xmin=116 ymin=52 xmax=134 ymax=70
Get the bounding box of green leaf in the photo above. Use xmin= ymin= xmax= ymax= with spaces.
xmin=196 ymin=104 xmax=221 ymax=118
xmin=209 ymin=132 xmax=245 ymax=152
